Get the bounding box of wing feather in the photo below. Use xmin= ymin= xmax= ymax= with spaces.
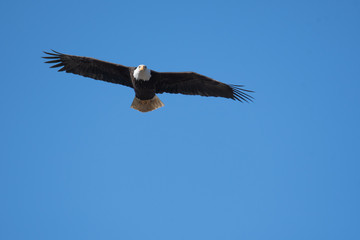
xmin=43 ymin=50 xmax=133 ymax=88
xmin=152 ymin=71 xmax=253 ymax=102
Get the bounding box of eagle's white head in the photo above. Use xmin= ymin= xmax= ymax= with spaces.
xmin=133 ymin=64 xmax=151 ymax=81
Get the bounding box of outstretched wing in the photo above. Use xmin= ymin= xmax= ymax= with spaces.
xmin=43 ymin=50 xmax=133 ymax=88
xmin=151 ymin=71 xmax=253 ymax=102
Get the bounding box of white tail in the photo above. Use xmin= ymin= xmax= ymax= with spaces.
xmin=130 ymin=95 xmax=164 ymax=113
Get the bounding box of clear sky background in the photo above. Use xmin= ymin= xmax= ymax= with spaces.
xmin=1 ymin=0 xmax=359 ymax=239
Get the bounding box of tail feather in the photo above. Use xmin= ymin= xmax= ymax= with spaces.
xmin=131 ymin=95 xmax=164 ymax=113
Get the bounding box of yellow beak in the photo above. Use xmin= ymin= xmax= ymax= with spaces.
xmin=139 ymin=65 xmax=145 ymax=71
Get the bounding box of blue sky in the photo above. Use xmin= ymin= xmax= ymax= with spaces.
xmin=1 ymin=0 xmax=360 ymax=239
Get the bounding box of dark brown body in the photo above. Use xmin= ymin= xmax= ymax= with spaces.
xmin=129 ymin=68 xmax=156 ymax=100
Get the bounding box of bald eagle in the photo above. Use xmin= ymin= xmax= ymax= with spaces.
xmin=43 ymin=50 xmax=253 ymax=112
